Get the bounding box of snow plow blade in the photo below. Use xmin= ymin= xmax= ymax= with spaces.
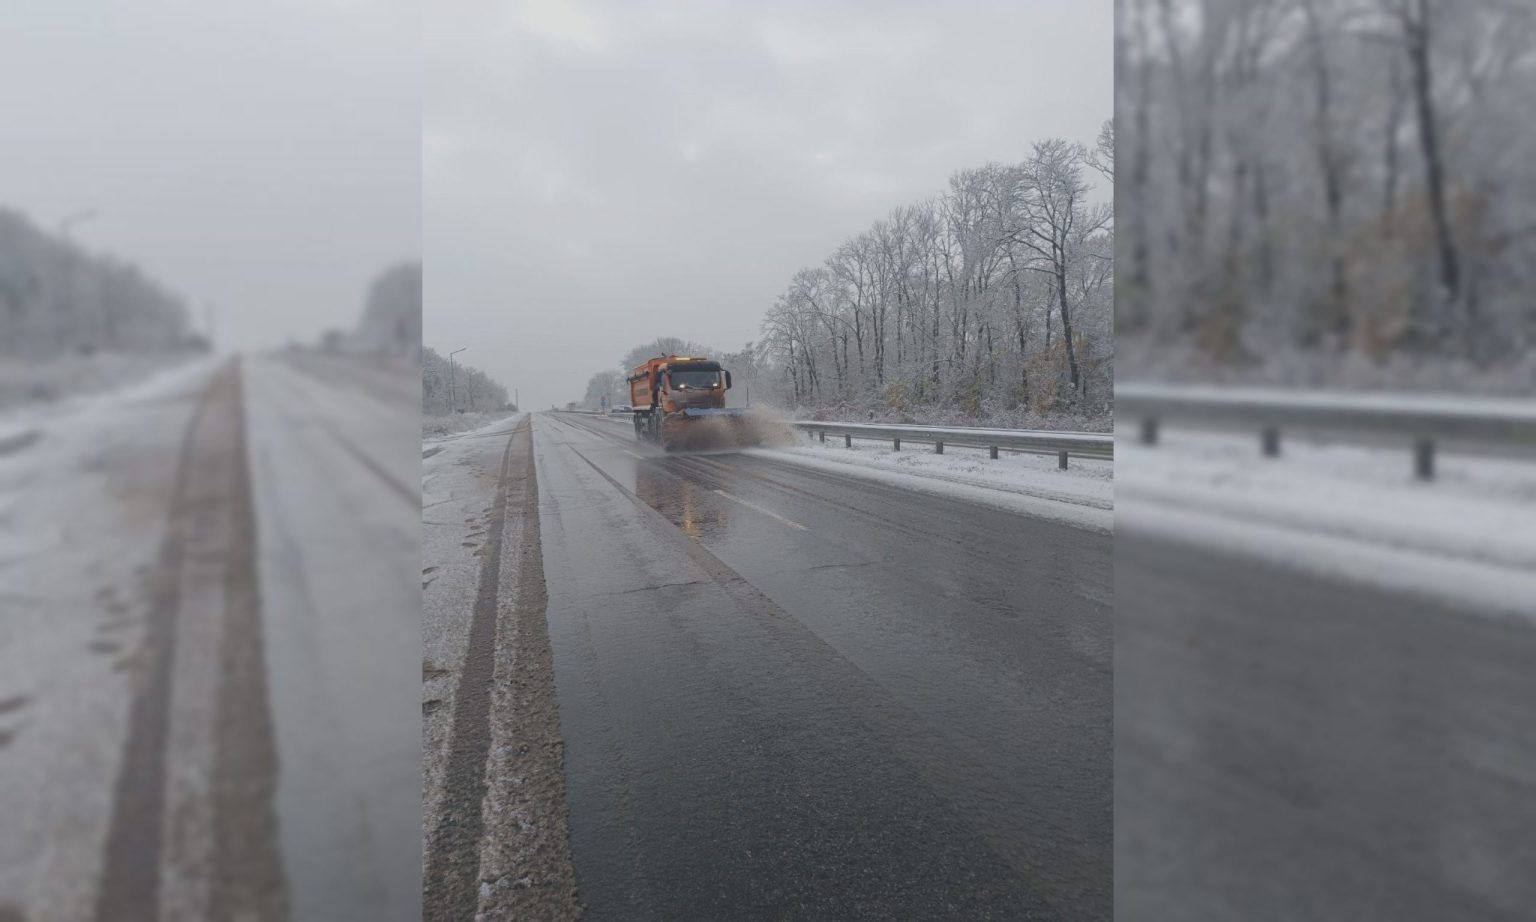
xmin=658 ymin=408 xmax=792 ymax=453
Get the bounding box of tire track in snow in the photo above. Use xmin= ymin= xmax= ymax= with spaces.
xmin=92 ymin=359 xmax=284 ymax=922
xmin=422 ymin=418 xmax=521 ymax=919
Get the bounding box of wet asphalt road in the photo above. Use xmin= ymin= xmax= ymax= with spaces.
xmin=244 ymin=353 xmax=421 ymax=921
xmin=534 ymin=413 xmax=1112 ymax=920
xmin=1115 ymin=528 xmax=1536 ymax=921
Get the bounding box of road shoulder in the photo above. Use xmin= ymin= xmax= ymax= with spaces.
xmin=422 ymin=417 xmax=580 ymax=921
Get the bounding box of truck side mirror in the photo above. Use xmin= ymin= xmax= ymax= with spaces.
xmin=724 ymin=371 xmax=733 ymax=389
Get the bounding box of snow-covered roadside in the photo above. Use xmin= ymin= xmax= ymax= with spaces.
xmin=1118 ymin=429 xmax=1536 ymax=619
xmin=0 ymin=351 xmax=207 ymax=415
xmin=422 ymin=411 xmax=527 ymax=455
xmin=792 ymin=404 xmax=1113 ymax=432
xmin=420 ymin=410 xmax=524 ymax=876
xmin=0 ymin=354 xmax=220 ymax=438
xmin=0 ymin=355 xmax=222 ymax=916
xmin=747 ymin=438 xmax=1113 ymax=533
xmin=422 ymin=409 xmax=520 ymax=441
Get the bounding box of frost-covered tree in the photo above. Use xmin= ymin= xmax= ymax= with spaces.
xmin=1119 ymin=0 xmax=1536 ymax=383
xmin=0 ymin=206 xmax=191 ymax=356
xmin=582 ymin=369 xmax=625 ymax=410
xmin=620 ymin=337 xmax=714 ymax=371
xmin=422 ymin=347 xmax=510 ymax=416
xmin=575 ymin=134 xmax=1117 ymax=428
xmin=355 ymin=261 xmax=421 ymax=355
xmin=758 ymin=139 xmax=1114 ymax=421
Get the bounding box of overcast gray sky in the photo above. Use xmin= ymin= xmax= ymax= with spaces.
xmin=426 ymin=0 xmax=1113 ymax=412
xmin=0 ymin=0 xmax=418 ymax=351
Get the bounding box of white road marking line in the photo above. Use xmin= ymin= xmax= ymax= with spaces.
xmin=712 ymin=489 xmax=808 ymax=531
xmin=623 ymin=450 xmax=644 ymax=459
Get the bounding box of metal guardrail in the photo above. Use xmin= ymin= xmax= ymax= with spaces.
xmin=791 ymin=420 xmax=1112 ymax=469
xmin=1117 ymin=382 xmax=1536 ymax=480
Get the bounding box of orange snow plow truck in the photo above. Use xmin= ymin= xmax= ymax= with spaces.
xmin=627 ymin=354 xmax=755 ymax=451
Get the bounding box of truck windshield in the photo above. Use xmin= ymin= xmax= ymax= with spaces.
xmin=669 ymin=370 xmax=721 ymax=389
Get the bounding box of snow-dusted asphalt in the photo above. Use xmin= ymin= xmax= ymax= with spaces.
xmin=422 ymin=410 xmax=1112 ymax=920
xmin=243 ymin=353 xmax=420 ymax=921
xmin=0 ymin=351 xmax=419 ymax=921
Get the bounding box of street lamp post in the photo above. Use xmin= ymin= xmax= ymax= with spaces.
xmin=449 ymin=347 xmax=467 ymax=414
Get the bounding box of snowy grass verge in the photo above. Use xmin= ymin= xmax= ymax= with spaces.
xmin=422 ymin=412 xmax=527 ymax=460
xmin=0 ymin=354 xmax=221 ymax=446
xmin=1118 ymin=429 xmax=1536 ymax=617
xmin=422 ymin=409 xmax=519 ymax=441
xmin=0 ymin=350 xmax=205 ymax=413
xmin=785 ymin=402 xmax=1112 ymax=432
xmin=747 ymin=438 xmax=1112 ymax=533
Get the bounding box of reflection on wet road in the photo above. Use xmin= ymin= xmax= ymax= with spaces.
xmin=535 ymin=412 xmax=1112 ymax=921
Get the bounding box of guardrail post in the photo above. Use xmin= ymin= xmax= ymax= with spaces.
xmin=935 ymin=440 xmax=944 ymax=455
xmin=844 ymin=433 xmax=851 ymax=448
xmin=1059 ymin=451 xmax=1068 ymax=470
xmin=1262 ymin=427 xmax=1280 ymax=458
xmin=1140 ymin=418 xmax=1158 ymax=446
xmin=893 ymin=437 xmax=900 ymax=451
xmin=989 ymin=446 xmax=999 ymax=460
xmin=1414 ymin=438 xmax=1435 ymax=481
xmin=818 ymin=430 xmax=825 ymax=444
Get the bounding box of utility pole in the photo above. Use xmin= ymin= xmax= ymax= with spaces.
xmin=449 ymin=347 xmax=467 ymax=414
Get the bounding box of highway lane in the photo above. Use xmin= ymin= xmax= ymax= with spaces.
xmin=1115 ymin=527 xmax=1536 ymax=922
xmin=243 ymin=352 xmax=421 ymax=921
xmin=0 ymin=352 xmax=419 ymax=921
xmin=531 ymin=412 xmax=1112 ymax=920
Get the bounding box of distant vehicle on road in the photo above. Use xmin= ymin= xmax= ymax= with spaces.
xmin=609 ymin=405 xmax=633 ymax=416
